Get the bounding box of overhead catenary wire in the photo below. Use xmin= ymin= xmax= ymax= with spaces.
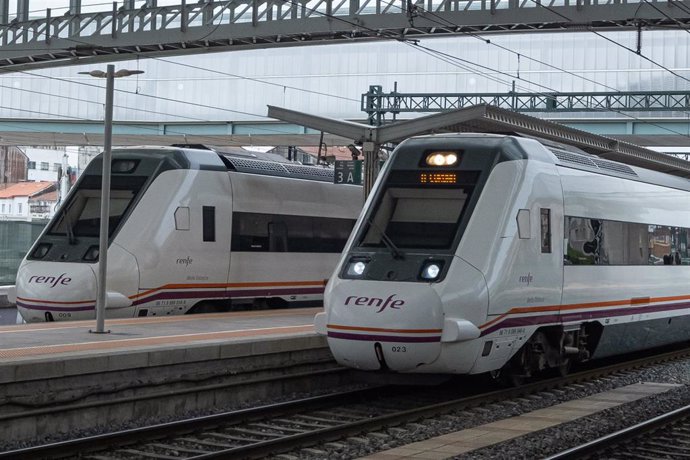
xmin=364 ymin=0 xmax=690 ymax=139
xmin=150 ymin=57 xmax=360 ymax=103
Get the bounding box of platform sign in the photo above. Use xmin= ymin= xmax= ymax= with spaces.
xmin=334 ymin=160 xmax=362 ymax=185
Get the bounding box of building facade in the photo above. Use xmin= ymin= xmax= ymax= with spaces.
xmin=0 ymin=182 xmax=57 ymax=222
xmin=0 ymin=146 xmax=28 ymax=185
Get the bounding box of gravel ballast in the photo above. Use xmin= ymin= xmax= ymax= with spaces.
xmin=288 ymin=358 xmax=690 ymax=459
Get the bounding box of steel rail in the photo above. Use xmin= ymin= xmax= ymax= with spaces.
xmin=6 ymin=344 xmax=690 ymax=459
xmin=0 ymin=385 xmax=393 ymax=459
xmin=545 ymin=404 xmax=690 ymax=460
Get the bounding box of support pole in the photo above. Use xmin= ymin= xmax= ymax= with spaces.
xmin=93 ymin=64 xmax=114 ymax=334
xmin=363 ymin=141 xmax=379 ymax=199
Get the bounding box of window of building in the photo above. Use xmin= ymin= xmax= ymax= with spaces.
xmin=40 ymin=162 xmax=49 ymax=171
xmin=1 ymin=204 xmax=4 ymax=213
xmin=17 ymin=203 xmax=22 ymax=214
xmin=27 ymin=161 xmax=36 ymax=169
xmin=53 ymin=163 xmax=60 ymax=171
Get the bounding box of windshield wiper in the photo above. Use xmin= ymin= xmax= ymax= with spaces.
xmin=63 ymin=212 xmax=76 ymax=245
xmin=367 ymin=218 xmax=404 ymax=260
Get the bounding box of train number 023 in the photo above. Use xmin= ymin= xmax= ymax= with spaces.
xmin=391 ymin=346 xmax=407 ymax=353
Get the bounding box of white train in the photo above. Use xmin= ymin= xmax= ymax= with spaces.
xmin=13 ymin=146 xmax=361 ymax=323
xmin=316 ymin=133 xmax=690 ymax=383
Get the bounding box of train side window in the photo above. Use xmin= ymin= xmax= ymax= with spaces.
xmin=202 ymin=206 xmax=216 ymax=242
xmin=175 ymin=207 xmax=190 ymax=231
xmin=540 ymin=208 xmax=551 ymax=253
xmin=516 ymin=209 xmax=531 ymax=239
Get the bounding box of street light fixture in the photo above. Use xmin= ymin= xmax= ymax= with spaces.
xmin=80 ymin=64 xmax=144 ymax=334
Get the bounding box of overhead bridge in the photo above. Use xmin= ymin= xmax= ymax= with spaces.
xmin=0 ymin=0 xmax=689 ymax=72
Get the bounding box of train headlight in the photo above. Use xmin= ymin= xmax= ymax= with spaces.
xmin=420 ymin=261 xmax=444 ymax=281
xmin=425 ymin=152 xmax=458 ymax=167
xmin=344 ymin=258 xmax=370 ymax=278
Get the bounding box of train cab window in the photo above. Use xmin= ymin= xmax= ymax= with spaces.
xmin=175 ymin=207 xmax=190 ymax=231
xmin=360 ymin=187 xmax=469 ymax=250
xmin=49 ymin=177 xmax=145 ymax=240
xmin=540 ymin=208 xmax=551 ymax=253
xmin=202 ymin=206 xmax=216 ymax=242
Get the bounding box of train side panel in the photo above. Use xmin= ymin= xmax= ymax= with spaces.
xmin=449 ymin=158 xmax=565 ymax=374
xmin=116 ymin=168 xmax=233 ymax=316
xmin=229 ymin=173 xmax=361 ymax=303
xmin=560 ymin=167 xmax=690 ymax=358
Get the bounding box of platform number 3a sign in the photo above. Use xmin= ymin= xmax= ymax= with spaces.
xmin=334 ymin=160 xmax=363 ymax=185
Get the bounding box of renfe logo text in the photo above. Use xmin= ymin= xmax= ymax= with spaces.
xmin=344 ymin=294 xmax=405 ymax=313
xmin=28 ymin=273 xmax=72 ymax=288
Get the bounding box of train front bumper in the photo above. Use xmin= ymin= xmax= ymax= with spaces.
xmin=15 ymin=261 xmax=99 ymax=322
xmin=15 ymin=261 xmax=133 ymax=322
xmin=318 ymin=281 xmax=474 ymax=372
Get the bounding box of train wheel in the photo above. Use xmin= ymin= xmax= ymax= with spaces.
xmin=555 ymin=357 xmax=571 ymax=377
xmin=489 ymin=364 xmax=526 ymax=387
xmin=545 ymin=358 xmax=570 ymax=379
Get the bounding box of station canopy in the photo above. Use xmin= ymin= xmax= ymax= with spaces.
xmin=268 ymin=104 xmax=690 ymax=179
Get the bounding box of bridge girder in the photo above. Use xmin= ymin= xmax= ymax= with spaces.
xmin=0 ymin=0 xmax=688 ymax=72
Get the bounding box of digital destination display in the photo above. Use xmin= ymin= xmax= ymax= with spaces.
xmin=419 ymin=172 xmax=458 ymax=184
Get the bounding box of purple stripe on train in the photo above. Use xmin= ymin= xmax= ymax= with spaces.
xmin=15 ymin=301 xmax=94 ymax=312
xmin=328 ymin=331 xmax=441 ymax=343
xmin=480 ymin=300 xmax=690 ymax=336
xmin=17 ymin=287 xmax=325 ymax=312
xmin=131 ymin=287 xmax=324 ymax=306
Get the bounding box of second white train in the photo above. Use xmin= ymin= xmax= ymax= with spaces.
xmin=317 ymin=133 xmax=690 ymax=382
xmin=14 ymin=146 xmax=361 ymax=322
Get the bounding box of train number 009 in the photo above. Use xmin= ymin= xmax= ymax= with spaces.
xmin=391 ymin=346 xmax=407 ymax=353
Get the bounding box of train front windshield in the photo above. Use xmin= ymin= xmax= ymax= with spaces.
xmin=49 ymin=175 xmax=147 ymax=240
xmin=359 ymin=186 xmax=471 ymax=250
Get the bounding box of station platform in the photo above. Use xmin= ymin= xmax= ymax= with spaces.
xmin=0 ymin=307 xmax=347 ymax=447
xmin=0 ymin=307 xmax=326 ymax=387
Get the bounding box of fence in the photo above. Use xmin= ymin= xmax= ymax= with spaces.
xmin=0 ymin=220 xmax=47 ymax=285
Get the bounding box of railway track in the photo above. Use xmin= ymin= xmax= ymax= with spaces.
xmin=547 ymin=403 xmax=690 ymax=459
xmin=5 ymin=345 xmax=690 ymax=459
xmin=0 ymin=364 xmax=352 ymax=451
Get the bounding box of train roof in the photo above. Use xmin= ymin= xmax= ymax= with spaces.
xmin=110 ymin=145 xmax=336 ymax=183
xmin=542 ymin=142 xmax=690 ymax=193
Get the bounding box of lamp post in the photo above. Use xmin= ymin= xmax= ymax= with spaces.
xmin=80 ymin=65 xmax=144 ymax=334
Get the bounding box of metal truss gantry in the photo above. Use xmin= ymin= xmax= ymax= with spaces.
xmin=362 ymin=86 xmax=690 ymax=124
xmin=0 ymin=0 xmax=690 ymax=72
